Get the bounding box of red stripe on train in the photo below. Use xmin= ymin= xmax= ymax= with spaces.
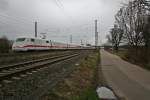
xmin=23 ymin=45 xmax=66 ymax=48
xmin=14 ymin=45 xmax=67 ymax=48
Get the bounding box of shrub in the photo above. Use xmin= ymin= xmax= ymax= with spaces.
xmin=0 ymin=36 xmax=10 ymax=53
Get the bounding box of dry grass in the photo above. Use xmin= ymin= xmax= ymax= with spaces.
xmin=42 ymin=51 xmax=100 ymax=100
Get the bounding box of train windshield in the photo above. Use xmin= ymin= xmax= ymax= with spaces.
xmin=16 ymin=38 xmax=26 ymax=42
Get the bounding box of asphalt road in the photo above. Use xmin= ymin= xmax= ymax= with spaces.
xmin=101 ymin=49 xmax=150 ymax=100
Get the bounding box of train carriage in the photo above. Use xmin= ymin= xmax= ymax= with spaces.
xmin=12 ymin=37 xmax=81 ymax=51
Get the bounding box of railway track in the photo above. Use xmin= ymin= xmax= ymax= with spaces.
xmin=0 ymin=50 xmax=91 ymax=100
xmin=0 ymin=51 xmax=53 ymax=58
xmin=0 ymin=52 xmax=79 ymax=82
xmin=0 ymin=51 xmax=73 ymax=66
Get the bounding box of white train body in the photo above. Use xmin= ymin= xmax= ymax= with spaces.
xmin=12 ymin=37 xmax=80 ymax=51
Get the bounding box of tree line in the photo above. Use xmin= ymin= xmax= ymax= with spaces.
xmin=106 ymin=0 xmax=150 ymax=64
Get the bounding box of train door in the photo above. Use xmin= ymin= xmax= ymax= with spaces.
xmin=34 ymin=39 xmax=39 ymax=50
xmin=46 ymin=40 xmax=49 ymax=50
xmin=50 ymin=40 xmax=52 ymax=48
xmin=30 ymin=38 xmax=35 ymax=50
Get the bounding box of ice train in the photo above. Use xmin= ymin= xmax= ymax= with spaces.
xmin=12 ymin=37 xmax=81 ymax=51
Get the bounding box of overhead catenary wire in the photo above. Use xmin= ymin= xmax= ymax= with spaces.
xmin=0 ymin=18 xmax=32 ymax=32
xmin=0 ymin=12 xmax=55 ymax=29
xmin=0 ymin=13 xmax=34 ymax=25
xmin=0 ymin=12 xmax=57 ymax=35
xmin=52 ymin=0 xmax=73 ymax=22
xmin=0 ymin=1 xmax=73 ymax=35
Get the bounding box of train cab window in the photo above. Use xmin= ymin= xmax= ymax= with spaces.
xmin=46 ymin=41 xmax=49 ymax=43
xmin=31 ymin=39 xmax=35 ymax=42
xmin=16 ymin=38 xmax=25 ymax=42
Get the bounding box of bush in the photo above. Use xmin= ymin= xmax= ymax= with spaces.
xmin=0 ymin=36 xmax=10 ymax=53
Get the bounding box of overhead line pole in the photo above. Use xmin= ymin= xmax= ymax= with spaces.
xmin=35 ymin=21 xmax=37 ymax=38
xmin=70 ymin=35 xmax=72 ymax=43
xmin=95 ymin=20 xmax=98 ymax=47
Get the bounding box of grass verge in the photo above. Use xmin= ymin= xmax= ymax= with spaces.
xmin=106 ymin=49 xmax=150 ymax=71
xmin=42 ymin=50 xmax=100 ymax=100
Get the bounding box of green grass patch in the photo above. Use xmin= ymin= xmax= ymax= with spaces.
xmin=72 ymin=87 xmax=99 ymax=100
xmin=72 ymin=50 xmax=100 ymax=100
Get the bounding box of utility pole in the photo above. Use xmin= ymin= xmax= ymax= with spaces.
xmin=35 ymin=21 xmax=37 ymax=38
xmin=81 ymin=39 xmax=83 ymax=46
xmin=70 ymin=35 xmax=72 ymax=43
xmin=95 ymin=20 xmax=98 ymax=47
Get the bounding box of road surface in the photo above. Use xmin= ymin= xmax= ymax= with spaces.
xmin=101 ymin=50 xmax=150 ymax=100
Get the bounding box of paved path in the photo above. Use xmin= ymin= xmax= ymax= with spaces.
xmin=101 ymin=50 xmax=150 ymax=100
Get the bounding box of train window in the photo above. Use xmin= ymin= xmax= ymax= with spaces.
xmin=31 ymin=39 xmax=35 ymax=42
xmin=16 ymin=38 xmax=25 ymax=42
xmin=46 ymin=41 xmax=49 ymax=43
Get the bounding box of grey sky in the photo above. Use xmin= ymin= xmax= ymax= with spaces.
xmin=0 ymin=0 xmax=128 ymax=45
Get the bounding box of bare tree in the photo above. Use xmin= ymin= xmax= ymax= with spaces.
xmin=111 ymin=0 xmax=150 ymax=63
xmin=142 ymin=15 xmax=150 ymax=62
xmin=143 ymin=16 xmax=150 ymax=48
xmin=116 ymin=0 xmax=149 ymax=46
xmin=106 ymin=24 xmax=123 ymax=51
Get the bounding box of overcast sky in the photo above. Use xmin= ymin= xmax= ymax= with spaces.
xmin=0 ymin=0 xmax=129 ymax=45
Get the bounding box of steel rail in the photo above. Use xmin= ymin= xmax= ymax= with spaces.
xmin=0 ymin=52 xmax=75 ymax=71
xmin=0 ymin=53 xmax=79 ymax=81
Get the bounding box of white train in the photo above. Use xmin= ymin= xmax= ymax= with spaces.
xmin=12 ymin=37 xmax=81 ymax=51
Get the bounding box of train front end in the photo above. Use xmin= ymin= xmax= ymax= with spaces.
xmin=12 ymin=38 xmax=28 ymax=51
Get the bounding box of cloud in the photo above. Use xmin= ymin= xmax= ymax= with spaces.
xmin=0 ymin=0 xmax=9 ymax=11
xmin=0 ymin=0 xmax=129 ymax=45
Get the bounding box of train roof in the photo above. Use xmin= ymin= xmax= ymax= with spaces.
xmin=15 ymin=36 xmax=81 ymax=46
xmin=16 ymin=36 xmax=49 ymax=40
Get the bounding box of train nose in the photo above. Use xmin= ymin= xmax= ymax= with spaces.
xmin=12 ymin=44 xmax=26 ymax=51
